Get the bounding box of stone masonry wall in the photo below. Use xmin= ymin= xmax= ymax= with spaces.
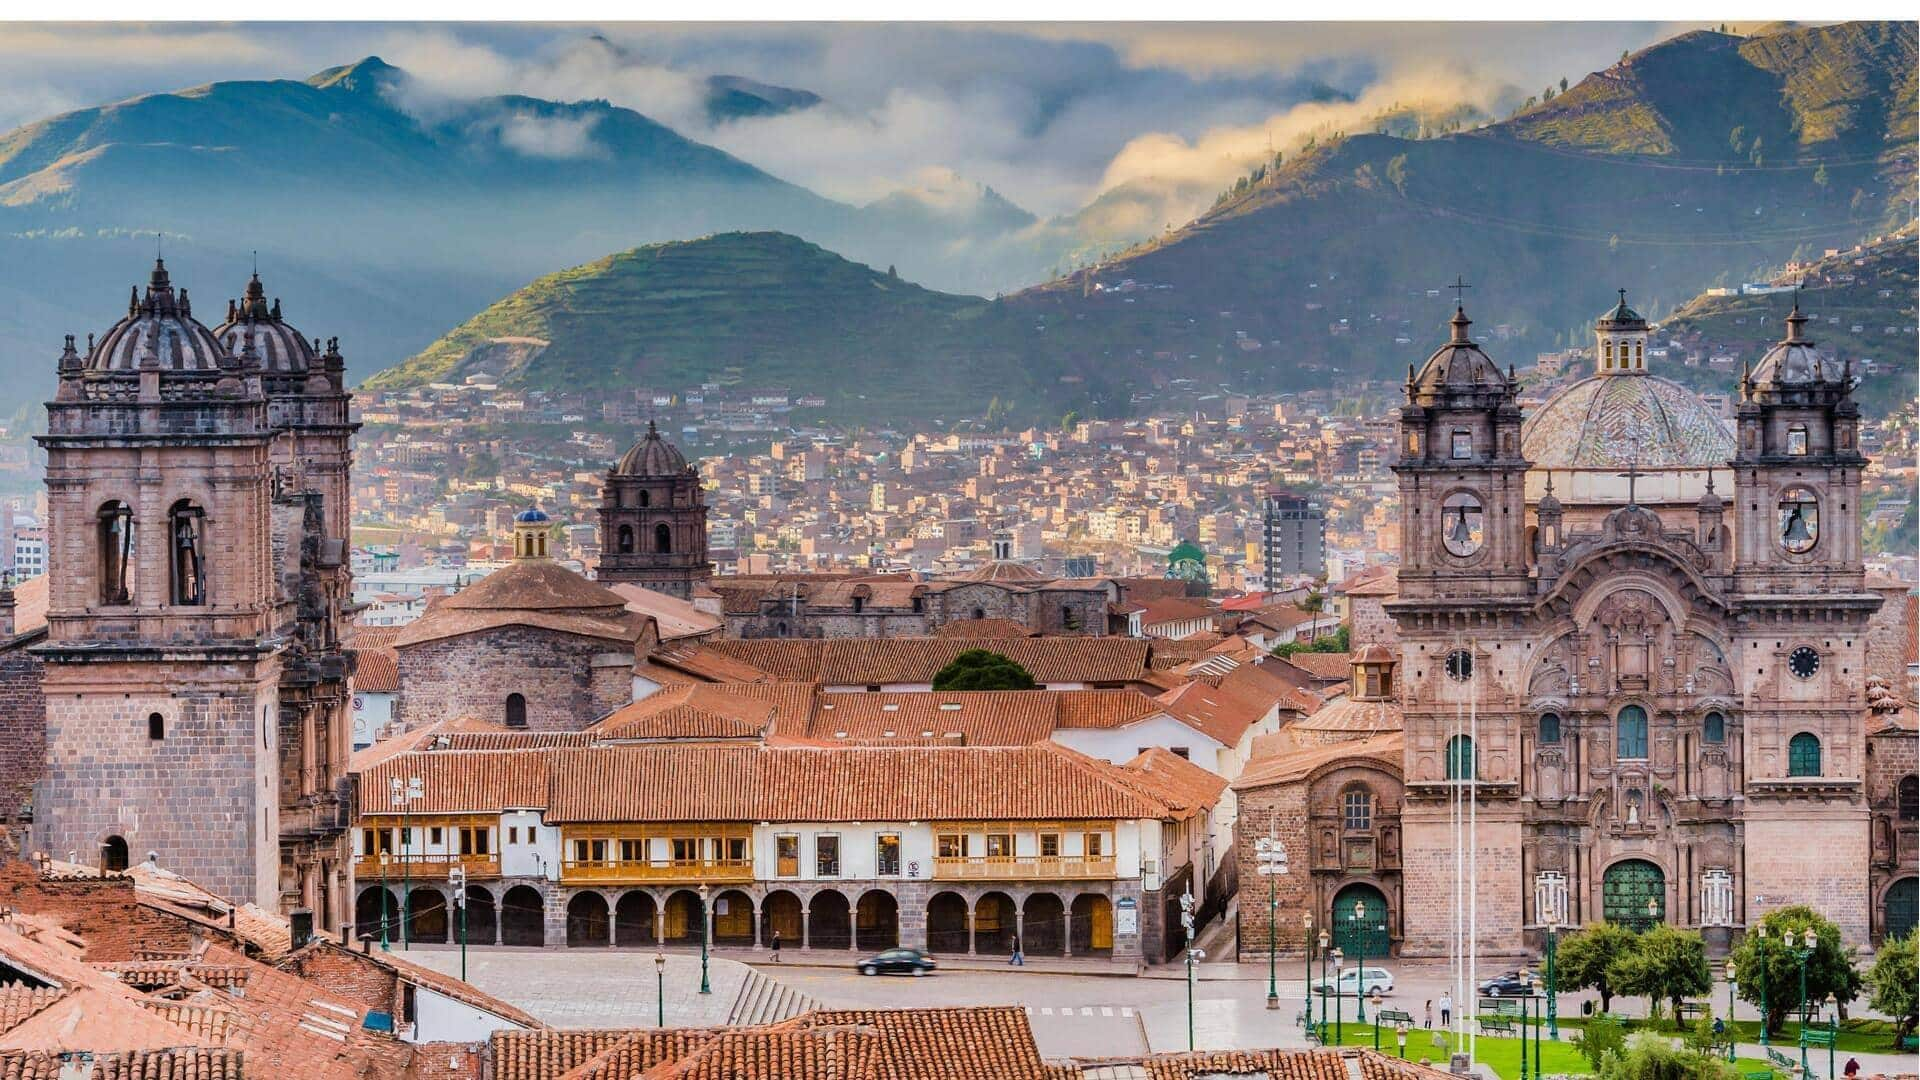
xmin=1398 ymin=807 xmax=1523 ymax=958
xmin=1745 ymin=803 xmax=1871 ymax=944
xmin=1233 ymin=781 xmax=1313 ymax=959
xmin=0 ymin=644 xmax=46 ymax=832
xmin=1349 ymin=596 xmax=1399 ymax=649
xmin=396 ymin=627 xmax=627 ymax=732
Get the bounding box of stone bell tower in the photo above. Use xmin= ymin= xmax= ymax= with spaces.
xmin=596 ymin=421 xmax=711 ymax=599
xmin=34 ymin=259 xmax=284 ymax=908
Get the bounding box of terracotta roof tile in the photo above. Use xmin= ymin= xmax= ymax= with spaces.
xmin=353 ymin=647 xmax=400 ymax=693
xmin=1118 ymin=750 xmax=1228 ymax=821
xmin=0 ymin=1048 xmax=246 ymax=1080
xmin=0 ymin=987 xmax=67 ymax=1033
xmin=491 ymin=1029 xmax=653 ymax=1080
xmin=701 ymin=638 xmax=1151 ymax=686
xmin=1233 ymin=732 xmax=1404 ymax=790
xmin=357 ymin=749 xmax=551 ymax=815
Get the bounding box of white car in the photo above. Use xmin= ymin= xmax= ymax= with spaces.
xmin=1311 ymin=966 xmax=1394 ymax=996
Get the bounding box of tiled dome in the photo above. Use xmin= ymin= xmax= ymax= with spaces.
xmin=212 ymin=273 xmax=316 ymax=373
xmin=614 ymin=420 xmax=690 ymax=476
xmin=1522 ymin=373 xmax=1734 ymax=470
xmin=1750 ymin=305 xmax=1847 ymax=388
xmin=1410 ymin=307 xmax=1507 ymax=395
xmin=88 ymin=259 xmax=226 ymax=373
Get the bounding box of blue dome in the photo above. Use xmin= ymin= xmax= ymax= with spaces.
xmin=514 ymin=507 xmax=550 ymax=524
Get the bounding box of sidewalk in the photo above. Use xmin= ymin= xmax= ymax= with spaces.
xmin=715 ymin=943 xmax=1142 ymax=977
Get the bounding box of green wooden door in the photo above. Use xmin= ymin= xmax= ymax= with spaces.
xmin=1332 ymin=883 xmax=1391 ymax=959
xmin=1603 ymin=860 xmax=1665 ymax=931
xmin=1886 ymin=877 xmax=1917 ymax=942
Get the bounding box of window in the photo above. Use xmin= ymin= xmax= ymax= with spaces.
xmin=1343 ymin=788 xmax=1374 ymax=831
xmin=505 ymin=693 xmax=527 ymax=729
xmin=775 ymin=834 xmax=800 ymax=876
xmin=508 ymin=826 xmax=519 ymax=844
xmin=985 ymin=833 xmax=1013 ymax=858
xmin=1703 ymin=712 xmax=1726 ymax=744
xmin=1450 ymin=431 xmax=1472 ymax=459
xmin=911 ymin=596 xmax=925 ymax=613
xmin=1062 ymin=605 xmax=1082 ymax=631
xmin=168 ymin=500 xmax=206 ymax=605
xmin=937 ymin=834 xmax=968 ymax=859
xmin=147 ymin=713 xmax=165 ymax=741
xmin=1084 ymin=833 xmax=1105 ymax=858
xmin=617 ymin=838 xmax=645 ymax=863
xmin=1445 ymin=735 xmax=1475 ymax=780
xmin=723 ymin=837 xmax=747 ymax=863
xmin=617 ymin=525 xmax=635 ymax=554
xmin=1039 ymin=833 xmax=1060 ymax=858
xmin=654 ymin=522 xmax=673 ymax=554
xmin=852 ymin=595 xmax=865 ymax=613
xmin=815 ymin=835 xmax=841 ymax=877
xmin=1617 ymin=706 xmax=1649 ymax=760
xmin=1787 ymin=733 xmax=1822 ymax=777
xmin=1787 ymin=425 xmax=1809 ymax=455
xmin=637 ymin=489 xmax=650 ymax=508
xmin=1603 ymin=340 xmax=1615 ymax=368
xmin=102 ymin=836 xmax=128 ymax=872
xmin=1634 ymin=343 xmax=1644 ymax=368
xmin=671 ymin=838 xmax=699 ymax=864
xmin=572 ymin=838 xmax=607 ymax=864
xmin=459 ymin=827 xmax=489 ymax=856
xmin=98 ymin=501 xmax=134 ymax=605
xmin=1539 ymin=712 xmax=1561 ymax=744
xmin=1898 ymin=776 xmax=1918 ymax=821
xmin=876 ymin=834 xmax=901 ymax=876
xmin=429 ymin=827 xmax=443 ymax=846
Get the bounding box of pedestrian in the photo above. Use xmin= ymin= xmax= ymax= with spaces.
xmin=770 ymin=930 xmax=782 ymax=962
xmin=1438 ymin=992 xmax=1452 ymax=1030
xmin=1424 ymin=1000 xmax=1433 ymax=1029
xmin=1844 ymin=1058 xmax=1860 ymax=1079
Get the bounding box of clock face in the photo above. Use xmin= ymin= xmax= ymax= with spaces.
xmin=1445 ymin=649 xmax=1474 ymax=682
xmin=1788 ymin=646 xmax=1820 ymax=680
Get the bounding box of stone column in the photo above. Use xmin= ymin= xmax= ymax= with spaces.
xmin=655 ymin=903 xmax=666 ymax=946
xmin=801 ymin=908 xmax=811 ymax=950
xmin=542 ymin=886 xmax=567 ymax=949
xmin=968 ymin=893 xmax=978 ymax=956
xmin=1014 ymin=905 xmax=1025 ymax=959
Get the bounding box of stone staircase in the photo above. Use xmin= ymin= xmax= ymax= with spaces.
xmin=726 ymin=966 xmax=820 ymax=1026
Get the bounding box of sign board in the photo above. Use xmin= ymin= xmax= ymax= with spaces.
xmin=715 ymin=897 xmax=730 ymax=916
xmin=1115 ymin=897 xmax=1138 ymax=936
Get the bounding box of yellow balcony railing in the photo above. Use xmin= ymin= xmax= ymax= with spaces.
xmin=559 ymin=858 xmax=755 ymax=885
xmin=355 ymin=852 xmax=501 ymax=880
xmin=933 ymin=855 xmax=1117 ymax=880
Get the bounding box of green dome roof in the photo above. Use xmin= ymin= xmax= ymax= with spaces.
xmin=1168 ymin=541 xmax=1206 ymax=566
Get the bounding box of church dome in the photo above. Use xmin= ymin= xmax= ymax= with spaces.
xmin=614 ymin=420 xmax=690 ymax=476
xmin=1410 ymin=307 xmax=1507 ymax=396
xmin=1522 ymin=374 xmax=1733 ymax=471
xmin=88 ymin=259 xmax=226 ymax=373
xmin=1596 ymin=290 xmax=1648 ymax=331
xmin=1749 ymin=305 xmax=1846 ymax=388
xmin=212 ymin=273 xmax=316 ymax=373
xmin=514 ymin=506 xmax=551 ymax=524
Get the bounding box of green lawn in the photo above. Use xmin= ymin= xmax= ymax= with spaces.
xmin=1553 ymin=1016 xmax=1905 ymax=1054
xmin=1318 ymin=1024 xmax=1780 ymax=1080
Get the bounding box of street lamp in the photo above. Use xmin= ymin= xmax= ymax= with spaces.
xmin=1545 ymin=916 xmax=1561 ymax=1041
xmin=1349 ymin=899 xmax=1377 ymax=1024
xmin=1518 ymin=967 xmax=1532 ymax=1080
xmin=1788 ymin=926 xmax=1818 ymax=1072
xmin=1179 ymin=888 xmax=1199 ymax=1051
xmin=1316 ymin=927 xmax=1331 ymax=1044
xmin=1823 ymin=992 xmax=1839 ymax=1080
xmin=1332 ymin=948 xmax=1345 ymax=1045
xmin=1529 ymin=971 xmax=1544 ymax=1080
xmin=1255 ymin=836 xmax=1287 ymax=1010
xmin=1725 ymin=961 xmax=1739 ymax=1062
xmin=1368 ymin=988 xmax=1383 ymax=1050
xmin=1302 ymin=914 xmax=1315 ymax=1040
xmin=654 ymin=952 xmax=667 ymax=1027
xmin=1395 ymin=1019 xmax=1409 ymax=1059
xmin=1755 ymin=924 xmax=1773 ymax=1048
xmin=449 ymin=866 xmax=468 ymax=982
xmin=1646 ymin=895 xmax=1659 ymax=930
xmin=377 ymin=850 xmax=392 ymax=951
xmin=390 ymin=775 xmax=422 ymax=951
xmin=697 ymin=883 xmax=712 ymax=996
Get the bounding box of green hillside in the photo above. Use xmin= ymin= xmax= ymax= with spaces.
xmin=366 ymin=232 xmax=1013 ymax=420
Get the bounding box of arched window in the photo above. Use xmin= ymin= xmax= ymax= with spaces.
xmin=1634 ymin=343 xmax=1644 ymax=368
xmin=638 ymin=489 xmax=651 ymax=508
xmin=1539 ymin=713 xmax=1561 ymax=744
xmin=1898 ymin=775 xmax=1919 ymax=821
xmin=617 ymin=525 xmax=635 ymax=554
xmin=1603 ymin=341 xmax=1615 ymax=369
xmin=1342 ymin=787 xmax=1374 ymax=831
xmin=102 ymin=836 xmax=129 ymax=872
xmin=654 ymin=523 xmax=672 ymax=554
xmin=1787 ymin=732 xmax=1821 ymax=777
xmin=972 ymin=608 xmax=985 ymax=621
xmin=1445 ymin=735 xmax=1475 ymax=781
xmin=1616 ymin=705 xmax=1649 ymax=760
xmin=97 ymin=501 xmax=135 ymax=605
xmin=1703 ymin=711 xmax=1726 ymax=744
xmin=505 ymin=693 xmax=527 ymax=729
xmin=168 ymin=500 xmax=206 ymax=605
xmin=147 ymin=713 xmax=164 ymax=741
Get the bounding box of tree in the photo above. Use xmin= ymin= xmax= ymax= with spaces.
xmin=1598 ymin=1033 xmax=1738 ymax=1080
xmin=1557 ymin=922 xmax=1641 ymax=1012
xmin=1612 ymin=925 xmax=1713 ymax=1021
xmin=1560 ymin=76 xmax=1570 ymax=93
xmin=1813 ymin=162 xmax=1830 ymax=188
xmin=1865 ymin=932 xmax=1916 ymax=1046
xmin=1386 ymin=154 xmax=1410 ymax=195
xmin=1060 ymin=411 xmax=1079 ymax=433
xmin=932 ymin=649 xmax=1037 ymax=691
xmin=1730 ymin=905 xmax=1862 ymax=1037
xmin=1580 ymin=1013 xmax=1627 ymax=1071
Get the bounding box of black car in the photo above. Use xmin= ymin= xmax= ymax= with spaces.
xmin=858 ymin=947 xmax=938 ymax=976
xmin=1479 ymin=971 xmax=1535 ymax=997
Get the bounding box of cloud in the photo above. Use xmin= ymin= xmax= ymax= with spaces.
xmin=494 ymin=111 xmax=606 ymax=159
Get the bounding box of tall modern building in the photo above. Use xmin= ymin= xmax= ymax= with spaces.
xmin=1260 ymin=488 xmax=1326 ymax=586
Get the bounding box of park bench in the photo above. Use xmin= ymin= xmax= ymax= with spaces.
xmin=1676 ymin=1002 xmax=1711 ymax=1024
xmin=1377 ymin=1009 xmax=1416 ymax=1029
xmin=1743 ymin=1071 xmax=1776 ymax=1080
xmin=1766 ymin=1047 xmax=1797 ymax=1073
xmin=1477 ymin=1016 xmax=1517 ymax=1037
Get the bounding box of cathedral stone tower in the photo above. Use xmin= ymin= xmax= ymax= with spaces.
xmin=595 ymin=421 xmax=711 ymax=599
xmin=35 ymin=259 xmax=285 ymax=907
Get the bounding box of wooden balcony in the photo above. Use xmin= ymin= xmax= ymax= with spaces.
xmin=354 ymin=853 xmax=500 ymax=881
xmin=933 ymin=855 xmax=1117 ymax=881
xmin=560 ymin=858 xmax=755 ymax=885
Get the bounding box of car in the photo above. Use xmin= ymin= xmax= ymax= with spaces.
xmin=1310 ymin=966 xmax=1394 ymax=996
xmin=1479 ymin=971 xmax=1535 ymax=997
xmin=857 ymin=947 xmax=937 ymax=976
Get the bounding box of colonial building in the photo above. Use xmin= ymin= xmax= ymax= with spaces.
xmin=710 ymin=565 xmax=1122 ymax=640
xmin=1236 ymin=294 xmax=1895 ymax=957
xmin=23 ymin=259 xmax=356 ymax=927
xmin=595 ymin=420 xmax=712 ymax=600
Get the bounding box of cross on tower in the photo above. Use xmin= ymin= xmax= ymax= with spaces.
xmin=1449 ymin=276 xmax=1472 ymax=306
xmin=1616 ymin=453 xmax=1643 ymax=506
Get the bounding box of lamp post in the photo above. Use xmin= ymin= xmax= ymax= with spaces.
xmin=1755 ymin=925 xmax=1772 ymax=1048
xmin=1787 ymin=926 xmax=1818 ymax=1072
xmin=1333 ymin=948 xmax=1345 ymax=1045
xmin=1350 ymin=898 xmax=1376 ymax=1024
xmin=1725 ymin=962 xmax=1739 ymax=1062
xmin=1185 ymin=944 xmax=1207 ymax=1051
xmin=1180 ymin=887 xmax=1199 ymax=1051
xmin=390 ymin=775 xmax=422 ymax=951
xmin=377 ymin=850 xmax=391 ymax=951
xmin=1518 ymin=969 xmax=1532 ymax=1080
xmin=1369 ymin=988 xmax=1383 ymax=1050
xmin=1545 ymin=917 xmax=1560 ymax=1041
xmin=1316 ymin=927 xmax=1330 ymax=1044
xmin=1529 ymin=972 xmax=1543 ymax=1079
xmin=1302 ymin=914 xmax=1315 ymax=1040
xmin=1824 ymin=992 xmax=1838 ymax=1080
xmin=654 ymin=952 xmax=667 ymax=1027
xmin=449 ymin=866 xmax=468 ymax=982
xmin=697 ymin=883 xmax=712 ymax=996
xmin=1396 ymin=1020 xmax=1409 ymax=1059
xmin=1255 ymin=837 xmax=1287 ymax=1010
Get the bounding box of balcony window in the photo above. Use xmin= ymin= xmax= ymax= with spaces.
xmin=937 ymin=833 xmax=968 ymax=859
xmin=816 ymin=835 xmax=841 ymax=877
xmin=620 ymin=839 xmax=647 ymax=863
xmin=429 ymin=827 xmax=444 ymax=846
xmin=671 ymin=838 xmax=699 ymax=864
xmin=572 ymin=838 xmax=607 ymax=864
xmin=1040 ymin=833 xmax=1061 ymax=858
xmin=776 ymin=835 xmax=800 ymax=876
xmin=985 ymin=833 xmax=1013 ymax=858
xmin=1084 ymin=833 xmax=1105 ymax=859
xmin=876 ymin=834 xmax=901 ymax=876
xmin=459 ymin=828 xmax=489 ymax=856
xmin=1787 ymin=733 xmax=1822 ymax=777
xmin=724 ymin=837 xmax=748 ymax=863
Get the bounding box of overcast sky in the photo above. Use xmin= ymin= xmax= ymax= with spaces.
xmin=0 ymin=21 xmax=1714 ymax=217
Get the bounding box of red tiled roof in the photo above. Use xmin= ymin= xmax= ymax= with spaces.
xmin=356 ymin=749 xmax=552 ymax=815
xmin=353 ymin=647 xmax=400 ymax=693
xmin=1233 ymin=732 xmax=1404 ymax=790
xmin=0 ymin=1048 xmax=246 ymax=1080
xmin=1119 ymin=750 xmax=1228 ymax=821
xmin=932 ymin=618 xmax=1035 ymax=639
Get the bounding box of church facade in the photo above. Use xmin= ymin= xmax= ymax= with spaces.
xmin=16 ymin=260 xmax=357 ymax=927
xmin=1237 ymin=294 xmax=1893 ymax=960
